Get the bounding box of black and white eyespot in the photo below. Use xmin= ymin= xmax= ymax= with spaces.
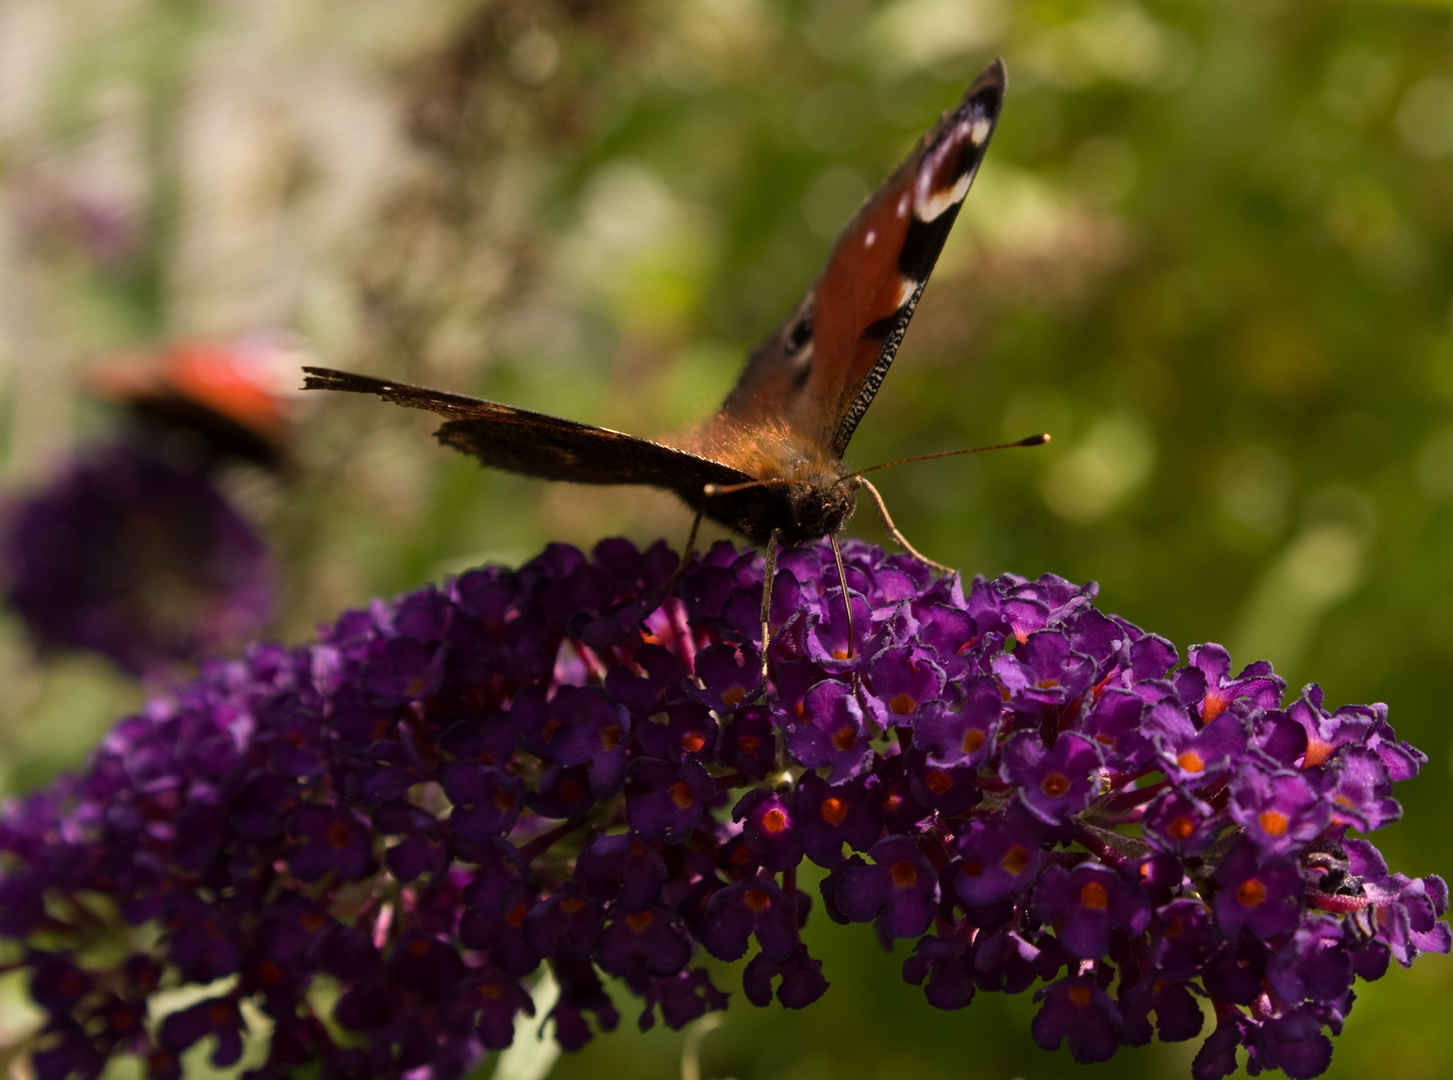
xmin=782 ymin=297 xmax=815 ymax=388
xmin=784 ymin=302 xmax=814 ymax=355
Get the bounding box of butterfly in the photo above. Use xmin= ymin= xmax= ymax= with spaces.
xmin=305 ymin=60 xmax=1026 ymax=663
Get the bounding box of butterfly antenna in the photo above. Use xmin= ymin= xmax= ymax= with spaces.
xmin=849 ymin=434 xmax=1049 ymax=576
xmin=656 ymin=510 xmax=704 ymax=599
xmin=845 ymin=432 xmax=1050 ymax=479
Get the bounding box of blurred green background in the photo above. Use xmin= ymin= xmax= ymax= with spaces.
xmin=1 ymin=0 xmax=1451 ymax=1076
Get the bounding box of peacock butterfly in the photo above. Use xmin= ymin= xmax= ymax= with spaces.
xmin=305 ymin=60 xmax=1020 ymax=657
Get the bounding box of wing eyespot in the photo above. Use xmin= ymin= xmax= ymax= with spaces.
xmin=784 ymin=306 xmax=814 ymax=355
xmin=782 ymin=301 xmax=815 ymax=390
xmin=790 ymin=348 xmax=813 ymax=391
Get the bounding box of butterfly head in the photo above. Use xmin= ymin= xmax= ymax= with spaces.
xmin=689 ymin=417 xmax=860 ymax=545
xmin=776 ymin=470 xmax=859 ymax=546
xmin=699 ymin=471 xmax=858 ymax=547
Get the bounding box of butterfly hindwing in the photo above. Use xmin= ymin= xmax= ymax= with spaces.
xmin=719 ymin=59 xmax=1005 ymax=459
xmin=302 ymin=366 xmax=755 ymax=497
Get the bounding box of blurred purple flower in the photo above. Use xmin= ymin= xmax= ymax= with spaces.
xmin=0 ymin=537 xmax=1443 ymax=1080
xmin=0 ymin=436 xmax=273 ymax=676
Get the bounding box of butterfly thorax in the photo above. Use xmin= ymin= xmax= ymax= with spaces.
xmin=677 ymin=417 xmax=858 ymax=546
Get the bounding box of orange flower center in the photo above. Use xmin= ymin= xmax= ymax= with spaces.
xmin=924 ymin=769 xmax=953 ymax=795
xmin=1001 ymin=845 xmax=1030 ymax=876
xmin=1258 ymin=809 xmax=1289 ymax=837
xmin=820 ymin=797 xmax=848 ymax=825
xmin=1235 ymin=879 xmax=1267 ymax=908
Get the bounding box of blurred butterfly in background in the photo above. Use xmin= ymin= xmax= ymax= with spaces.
xmin=94 ymin=333 xmax=308 ymax=467
xmin=304 ymin=59 xmax=1039 ymax=663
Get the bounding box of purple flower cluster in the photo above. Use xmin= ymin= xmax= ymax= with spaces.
xmin=0 ymin=436 xmax=274 ymax=676
xmin=0 ymin=538 xmax=1444 ymax=1080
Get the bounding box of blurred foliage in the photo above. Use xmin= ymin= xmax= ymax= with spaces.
xmin=2 ymin=0 xmax=1453 ymax=1076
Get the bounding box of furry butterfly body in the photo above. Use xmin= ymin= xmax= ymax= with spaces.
xmin=304 ymin=60 xmax=1006 ymax=550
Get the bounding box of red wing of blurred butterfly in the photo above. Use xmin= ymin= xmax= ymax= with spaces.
xmin=303 ymin=60 xmax=1005 ymax=548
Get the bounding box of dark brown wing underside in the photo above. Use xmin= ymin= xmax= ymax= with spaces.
xmin=442 ymin=417 xmax=826 ymax=544
xmin=304 ymin=366 xmax=838 ymax=543
xmin=299 ymin=367 xmax=801 ymax=531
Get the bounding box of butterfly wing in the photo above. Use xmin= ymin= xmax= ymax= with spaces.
xmin=301 ymin=366 xmax=756 ymax=496
xmin=717 ymin=59 xmax=1005 ymax=459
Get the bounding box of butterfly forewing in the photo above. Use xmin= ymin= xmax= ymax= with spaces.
xmin=718 ymin=60 xmax=1005 ymax=460
xmin=302 ymin=366 xmax=754 ymax=494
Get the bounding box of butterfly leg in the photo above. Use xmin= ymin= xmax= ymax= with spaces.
xmin=858 ymin=476 xmax=953 ymax=575
xmin=828 ymin=532 xmax=856 ymax=660
xmin=657 ymin=510 xmax=704 ymax=598
xmin=759 ymin=529 xmax=781 ymax=689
